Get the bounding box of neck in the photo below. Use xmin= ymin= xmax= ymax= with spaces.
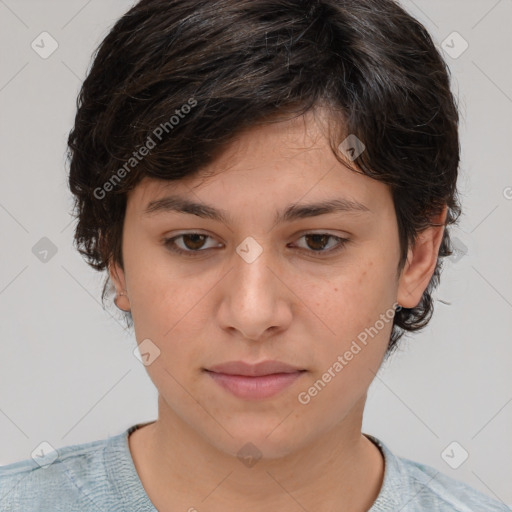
xmin=129 ymin=395 xmax=384 ymax=512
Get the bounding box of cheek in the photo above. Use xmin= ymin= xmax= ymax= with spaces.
xmin=123 ymin=234 xmax=187 ymax=328
xmin=125 ymin=252 xmax=217 ymax=367
xmin=299 ymin=255 xmax=395 ymax=372
xmin=297 ymin=292 xmax=393 ymax=423
xmin=305 ymin=255 xmax=391 ymax=325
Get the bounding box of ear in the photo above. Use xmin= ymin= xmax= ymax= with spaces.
xmin=108 ymin=258 xmax=130 ymax=311
xmin=397 ymin=205 xmax=448 ymax=309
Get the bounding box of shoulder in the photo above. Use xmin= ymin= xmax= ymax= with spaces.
xmin=0 ymin=430 xmax=126 ymax=512
xmin=366 ymin=434 xmax=510 ymax=512
xmin=397 ymin=457 xmax=509 ymax=512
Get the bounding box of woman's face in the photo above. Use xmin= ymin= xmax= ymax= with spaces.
xmin=111 ymin=110 xmax=421 ymax=459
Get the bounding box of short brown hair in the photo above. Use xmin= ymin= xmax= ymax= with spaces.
xmin=67 ymin=0 xmax=461 ymax=356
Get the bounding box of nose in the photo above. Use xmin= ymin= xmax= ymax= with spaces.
xmin=217 ymin=240 xmax=293 ymax=341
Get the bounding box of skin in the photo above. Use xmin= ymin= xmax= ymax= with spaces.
xmin=110 ymin=108 xmax=447 ymax=512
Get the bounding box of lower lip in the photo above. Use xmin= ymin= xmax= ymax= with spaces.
xmin=205 ymin=370 xmax=305 ymax=399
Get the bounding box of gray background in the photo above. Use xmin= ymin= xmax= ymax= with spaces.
xmin=0 ymin=0 xmax=511 ymax=507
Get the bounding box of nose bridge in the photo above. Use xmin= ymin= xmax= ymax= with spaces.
xmin=233 ymin=235 xmax=276 ymax=306
xmin=219 ymin=235 xmax=290 ymax=340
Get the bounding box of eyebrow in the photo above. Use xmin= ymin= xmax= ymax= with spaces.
xmin=143 ymin=194 xmax=371 ymax=227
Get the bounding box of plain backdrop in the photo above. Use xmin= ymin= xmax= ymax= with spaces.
xmin=0 ymin=0 xmax=511 ymax=507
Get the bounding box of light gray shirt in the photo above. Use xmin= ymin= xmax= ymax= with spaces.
xmin=0 ymin=423 xmax=508 ymax=511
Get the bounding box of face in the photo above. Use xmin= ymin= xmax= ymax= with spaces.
xmin=110 ymin=109 xmax=442 ymax=459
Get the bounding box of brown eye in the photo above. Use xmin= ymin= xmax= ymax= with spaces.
xmin=304 ymin=234 xmax=331 ymax=251
xmin=293 ymin=233 xmax=349 ymax=257
xmin=163 ymin=232 xmax=348 ymax=258
xmin=163 ymin=233 xmax=222 ymax=256
xmin=181 ymin=234 xmax=208 ymax=250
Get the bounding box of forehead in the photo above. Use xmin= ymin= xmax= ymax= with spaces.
xmin=126 ymin=111 xmax=392 ymax=217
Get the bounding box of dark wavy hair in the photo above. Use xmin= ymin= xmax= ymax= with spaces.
xmin=66 ymin=0 xmax=461 ymax=357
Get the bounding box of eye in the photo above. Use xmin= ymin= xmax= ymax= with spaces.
xmin=292 ymin=233 xmax=349 ymax=257
xmin=163 ymin=233 xmax=221 ymax=256
xmin=162 ymin=232 xmax=349 ymax=257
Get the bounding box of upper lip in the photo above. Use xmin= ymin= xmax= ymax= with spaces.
xmin=205 ymin=360 xmax=305 ymax=377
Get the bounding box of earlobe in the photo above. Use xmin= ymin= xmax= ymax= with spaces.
xmin=108 ymin=260 xmax=131 ymax=311
xmin=397 ymin=206 xmax=447 ymax=309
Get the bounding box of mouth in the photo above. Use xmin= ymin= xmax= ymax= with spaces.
xmin=203 ymin=360 xmax=307 ymax=400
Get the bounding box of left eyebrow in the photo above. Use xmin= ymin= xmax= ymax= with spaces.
xmin=142 ymin=194 xmax=371 ymax=228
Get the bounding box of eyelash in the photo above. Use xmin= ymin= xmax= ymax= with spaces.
xmin=162 ymin=232 xmax=349 ymax=258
